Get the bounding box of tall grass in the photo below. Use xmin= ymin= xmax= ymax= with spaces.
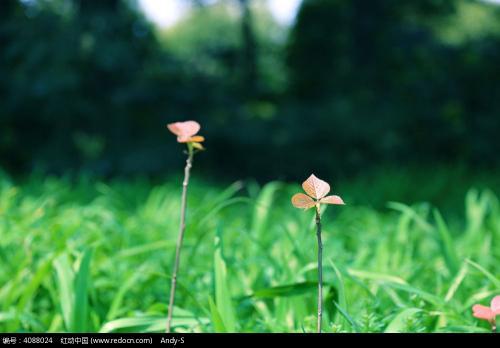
xmin=0 ymin=169 xmax=498 ymax=332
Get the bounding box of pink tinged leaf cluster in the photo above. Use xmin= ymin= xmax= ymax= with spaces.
xmin=167 ymin=120 xmax=205 ymax=147
xmin=472 ymin=295 xmax=500 ymax=330
xmin=291 ymin=174 xmax=344 ymax=210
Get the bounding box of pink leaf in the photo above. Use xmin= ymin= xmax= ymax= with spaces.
xmin=491 ymin=295 xmax=500 ymax=315
xmin=472 ymin=304 xmax=494 ymax=321
xmin=291 ymin=193 xmax=316 ymax=209
xmin=320 ymin=195 xmax=345 ymax=205
xmin=167 ymin=121 xmax=201 ymax=139
xmin=302 ymin=174 xmax=330 ymax=199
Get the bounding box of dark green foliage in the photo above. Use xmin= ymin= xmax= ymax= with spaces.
xmin=0 ymin=0 xmax=499 ymax=180
xmin=285 ymin=0 xmax=500 ymax=176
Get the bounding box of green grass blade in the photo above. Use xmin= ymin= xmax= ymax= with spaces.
xmin=437 ymin=325 xmax=490 ymax=333
xmin=384 ymin=308 xmax=422 ymax=333
xmin=17 ymin=257 xmax=53 ymax=311
xmin=53 ymin=254 xmax=74 ymax=331
xmin=213 ymin=236 xmax=237 ymax=332
xmin=100 ymin=316 xmax=163 ymax=333
xmin=248 ymin=282 xmax=320 ymax=299
xmin=328 ymin=259 xmax=346 ymax=308
xmin=328 ymin=259 xmax=347 ymax=325
xmin=73 ymin=248 xmax=93 ymax=332
xmin=387 ymin=202 xmax=433 ymax=232
xmin=208 ymin=297 xmax=227 ymax=333
xmin=382 ymin=283 xmax=443 ymax=307
xmin=332 ymin=301 xmax=359 ymax=331
xmin=433 ymin=209 xmax=460 ymax=275
xmin=444 ymin=262 xmax=468 ymax=302
xmin=116 ymin=240 xmax=175 ymax=259
xmin=347 ymin=268 xmax=407 ymax=285
xmin=106 ymin=270 xmax=143 ymax=321
xmin=101 ymin=311 xmax=204 ymax=333
xmin=465 ymin=259 xmax=500 ymax=288
xmin=251 ymin=182 xmax=281 ymax=237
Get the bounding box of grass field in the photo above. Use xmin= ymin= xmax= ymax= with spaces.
xmin=0 ymin=168 xmax=498 ymax=333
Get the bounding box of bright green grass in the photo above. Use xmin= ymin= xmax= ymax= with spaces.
xmin=0 ymin=169 xmax=498 ymax=333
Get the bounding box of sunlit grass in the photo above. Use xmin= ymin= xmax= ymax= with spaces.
xmin=0 ymin=170 xmax=498 ymax=333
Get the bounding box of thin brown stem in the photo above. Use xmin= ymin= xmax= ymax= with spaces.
xmin=166 ymin=149 xmax=194 ymax=333
xmin=315 ymin=208 xmax=323 ymax=333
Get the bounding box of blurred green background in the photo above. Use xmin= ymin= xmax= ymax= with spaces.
xmin=1 ymin=0 xmax=499 ymax=182
xmin=1 ymin=0 xmax=500 ymax=333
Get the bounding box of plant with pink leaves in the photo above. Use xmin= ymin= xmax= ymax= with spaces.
xmin=291 ymin=174 xmax=344 ymax=333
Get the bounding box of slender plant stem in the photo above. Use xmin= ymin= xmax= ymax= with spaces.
xmin=315 ymin=208 xmax=323 ymax=333
xmin=166 ymin=148 xmax=194 ymax=333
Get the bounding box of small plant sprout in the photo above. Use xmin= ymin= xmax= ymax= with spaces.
xmin=166 ymin=120 xmax=205 ymax=333
xmin=472 ymin=295 xmax=500 ymax=332
xmin=291 ymin=174 xmax=344 ymax=333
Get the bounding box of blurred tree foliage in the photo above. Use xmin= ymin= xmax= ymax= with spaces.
xmin=0 ymin=0 xmax=499 ymax=180
xmin=285 ymin=0 xmax=500 ymax=178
